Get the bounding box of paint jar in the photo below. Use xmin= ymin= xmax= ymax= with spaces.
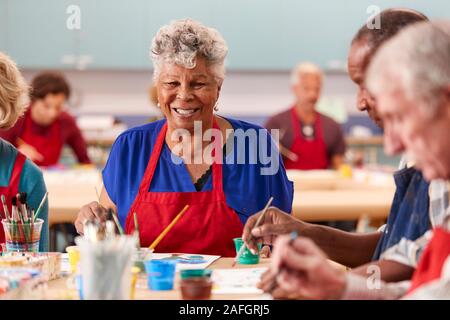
xmin=180 ymin=276 xmax=213 ymax=300
xmin=144 ymin=259 xmax=177 ymax=291
xmin=75 ymin=235 xmax=136 ymax=300
xmin=233 ymin=238 xmax=262 ymax=265
xmin=65 ymin=246 xmax=80 ymax=273
xmin=133 ymin=248 xmax=153 ymax=273
xmin=1 ymin=218 xmax=43 ymax=252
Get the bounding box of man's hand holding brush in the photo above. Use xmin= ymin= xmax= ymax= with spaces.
xmin=261 ymin=233 xmax=347 ymax=300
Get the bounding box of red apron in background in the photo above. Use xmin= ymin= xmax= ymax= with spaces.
xmin=283 ymin=107 xmax=329 ymax=170
xmin=0 ymin=152 xmax=26 ymax=249
xmin=125 ymin=121 xmax=243 ymax=257
xmin=20 ymin=111 xmax=64 ymax=167
xmin=408 ymin=227 xmax=450 ymax=294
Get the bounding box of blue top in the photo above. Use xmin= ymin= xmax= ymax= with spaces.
xmin=103 ymin=117 xmax=294 ymax=227
xmin=372 ymin=166 xmax=430 ymax=260
xmin=0 ymin=139 xmax=49 ymax=252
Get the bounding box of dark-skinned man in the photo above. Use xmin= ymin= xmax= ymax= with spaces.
xmin=243 ymin=8 xmax=448 ymax=298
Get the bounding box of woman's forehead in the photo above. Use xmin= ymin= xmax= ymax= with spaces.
xmin=159 ymin=62 xmax=213 ymax=79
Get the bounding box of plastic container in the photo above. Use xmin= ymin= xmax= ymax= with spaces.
xmin=180 ymin=276 xmax=212 ymax=300
xmin=1 ymin=219 xmax=44 ymax=252
xmin=75 ymin=235 xmax=136 ymax=300
xmin=65 ymin=246 xmax=80 ymax=273
xmin=233 ymin=238 xmax=262 ymax=265
xmin=144 ymin=259 xmax=177 ymax=291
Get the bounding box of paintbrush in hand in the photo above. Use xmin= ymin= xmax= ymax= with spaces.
xmin=267 ymin=231 xmax=298 ymax=294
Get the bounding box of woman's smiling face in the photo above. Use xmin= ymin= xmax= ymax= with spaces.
xmin=156 ymin=56 xmax=221 ymax=132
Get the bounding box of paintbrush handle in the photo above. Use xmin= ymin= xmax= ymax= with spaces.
xmin=279 ymin=145 xmax=299 ymax=162
xmin=268 ymin=231 xmax=298 ymax=293
xmin=33 ymin=192 xmax=48 ymax=222
xmin=1 ymin=195 xmax=10 ymax=222
xmin=149 ymin=205 xmax=189 ymax=250
xmin=252 ymin=197 xmax=274 ymax=230
xmin=111 ymin=211 xmax=124 ymax=235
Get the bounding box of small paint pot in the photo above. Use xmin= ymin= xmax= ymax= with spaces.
xmin=233 ymin=238 xmax=262 ymax=265
xmin=65 ymin=246 xmax=80 ymax=274
xmin=144 ymin=259 xmax=177 ymax=291
xmin=180 ymin=276 xmax=213 ymax=300
xmin=180 ymin=269 xmax=212 ymax=280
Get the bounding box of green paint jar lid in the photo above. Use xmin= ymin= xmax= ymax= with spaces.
xmin=180 ymin=269 xmax=213 ymax=279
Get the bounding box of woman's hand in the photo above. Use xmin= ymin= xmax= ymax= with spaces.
xmin=75 ymin=187 xmax=118 ymax=235
xmin=18 ymin=142 xmax=44 ymax=162
xmin=242 ymin=207 xmax=303 ymax=254
xmin=74 ymin=201 xmax=108 ymax=235
xmin=268 ymin=235 xmax=347 ymax=300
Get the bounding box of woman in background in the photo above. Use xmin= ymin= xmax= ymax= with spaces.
xmin=0 ymin=52 xmax=48 ymax=251
xmin=0 ymin=71 xmax=91 ymax=167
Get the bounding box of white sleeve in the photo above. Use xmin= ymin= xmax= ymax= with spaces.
xmin=341 ymin=273 xmax=410 ymax=300
xmin=380 ymin=231 xmax=434 ymax=268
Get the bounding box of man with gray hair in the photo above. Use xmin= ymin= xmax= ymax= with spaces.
xmin=265 ymin=62 xmax=346 ymax=171
xmin=245 ymin=10 xmax=439 ymax=295
xmin=266 ymin=21 xmax=450 ymax=300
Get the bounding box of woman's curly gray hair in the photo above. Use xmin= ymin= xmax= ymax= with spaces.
xmin=151 ymin=19 xmax=228 ymax=84
xmin=0 ymin=52 xmax=28 ymax=130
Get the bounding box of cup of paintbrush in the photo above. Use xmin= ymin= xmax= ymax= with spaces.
xmin=1 ymin=218 xmax=44 ymax=252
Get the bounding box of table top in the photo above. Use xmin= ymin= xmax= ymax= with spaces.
xmin=45 ymin=169 xmax=395 ymax=226
xmin=44 ymin=257 xmax=272 ymax=300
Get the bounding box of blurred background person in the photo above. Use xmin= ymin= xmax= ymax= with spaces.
xmin=0 ymin=52 xmax=49 ymax=252
xmin=265 ymin=62 xmax=346 ymax=170
xmin=0 ymin=71 xmax=91 ymax=167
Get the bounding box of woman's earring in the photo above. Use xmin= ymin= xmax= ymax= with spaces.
xmin=157 ymin=102 xmax=161 ymax=108
xmin=213 ymin=102 xmax=219 ymax=112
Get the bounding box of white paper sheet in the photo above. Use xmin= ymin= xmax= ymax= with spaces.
xmin=212 ymin=268 xmax=268 ymax=294
xmin=150 ymin=253 xmax=220 ymax=271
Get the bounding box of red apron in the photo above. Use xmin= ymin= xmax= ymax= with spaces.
xmin=20 ymin=110 xmax=64 ymax=167
xmin=124 ymin=121 xmax=243 ymax=257
xmin=283 ymin=107 xmax=329 ymax=170
xmin=0 ymin=151 xmax=26 ymax=250
xmin=407 ymin=227 xmax=450 ymax=294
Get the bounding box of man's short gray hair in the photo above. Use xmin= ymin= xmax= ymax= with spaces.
xmin=366 ymin=21 xmax=450 ymax=117
xmin=151 ymin=19 xmax=228 ymax=84
xmin=290 ymin=62 xmax=322 ymax=85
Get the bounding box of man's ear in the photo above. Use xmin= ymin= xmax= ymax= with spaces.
xmin=291 ymin=84 xmax=298 ymax=96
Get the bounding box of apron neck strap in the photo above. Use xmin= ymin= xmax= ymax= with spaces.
xmin=138 ymin=118 xmax=224 ymax=195
xmin=290 ymin=107 xmax=322 ymax=138
xmin=211 ymin=119 xmax=223 ymax=192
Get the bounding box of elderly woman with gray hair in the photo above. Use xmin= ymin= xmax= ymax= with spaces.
xmin=75 ymin=19 xmax=293 ymax=256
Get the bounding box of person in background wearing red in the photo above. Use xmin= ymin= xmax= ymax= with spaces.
xmin=265 ymin=62 xmax=346 ymax=170
xmin=0 ymin=71 xmax=91 ymax=167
